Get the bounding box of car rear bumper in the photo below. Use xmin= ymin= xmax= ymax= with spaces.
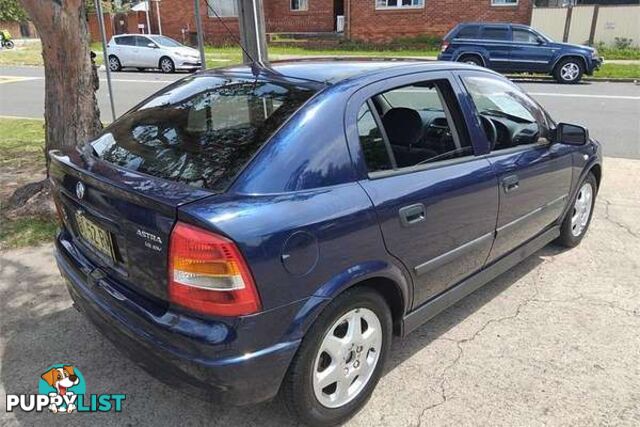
xmin=55 ymin=231 xmax=302 ymax=406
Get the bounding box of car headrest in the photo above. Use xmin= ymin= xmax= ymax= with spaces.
xmin=382 ymin=108 xmax=423 ymax=147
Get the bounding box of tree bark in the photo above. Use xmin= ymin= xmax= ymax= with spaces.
xmin=20 ymin=0 xmax=102 ymax=160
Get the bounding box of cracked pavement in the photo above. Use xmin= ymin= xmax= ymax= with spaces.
xmin=1 ymin=157 xmax=639 ymax=426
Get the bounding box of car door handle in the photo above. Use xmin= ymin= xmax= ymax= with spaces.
xmin=502 ymin=175 xmax=519 ymax=193
xmin=399 ymin=203 xmax=426 ymax=227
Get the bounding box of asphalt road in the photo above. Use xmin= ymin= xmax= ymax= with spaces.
xmin=1 ymin=65 xmax=639 ymax=160
xmin=1 ymin=157 xmax=639 ymax=426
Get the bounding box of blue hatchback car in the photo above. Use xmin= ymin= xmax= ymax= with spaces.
xmin=438 ymin=23 xmax=604 ymax=83
xmin=51 ymin=59 xmax=602 ymax=426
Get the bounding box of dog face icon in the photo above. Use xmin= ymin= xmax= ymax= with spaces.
xmin=41 ymin=366 xmax=80 ymax=413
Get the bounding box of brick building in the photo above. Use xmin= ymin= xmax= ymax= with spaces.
xmin=136 ymin=0 xmax=534 ymax=45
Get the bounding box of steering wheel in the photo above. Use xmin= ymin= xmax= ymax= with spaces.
xmin=479 ymin=115 xmax=497 ymax=149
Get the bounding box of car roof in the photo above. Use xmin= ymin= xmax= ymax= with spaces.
xmin=207 ymin=58 xmax=484 ymax=85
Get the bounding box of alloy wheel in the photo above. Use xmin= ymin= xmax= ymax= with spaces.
xmin=312 ymin=307 xmax=382 ymax=409
xmin=108 ymin=57 xmax=120 ymax=71
xmin=571 ymin=182 xmax=593 ymax=237
xmin=560 ymin=62 xmax=580 ymax=82
xmin=161 ymin=58 xmax=174 ymax=73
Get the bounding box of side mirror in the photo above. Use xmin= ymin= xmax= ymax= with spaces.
xmin=147 ymin=43 xmax=158 ymax=48
xmin=536 ymin=37 xmax=545 ymax=45
xmin=555 ymin=123 xmax=588 ymax=145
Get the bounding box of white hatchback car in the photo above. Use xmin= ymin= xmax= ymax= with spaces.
xmin=107 ymin=34 xmax=202 ymax=73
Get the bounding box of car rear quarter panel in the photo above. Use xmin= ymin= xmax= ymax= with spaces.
xmin=180 ymin=186 xmax=412 ymax=312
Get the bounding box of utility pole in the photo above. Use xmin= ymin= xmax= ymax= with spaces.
xmin=194 ymin=0 xmax=206 ymax=70
xmin=236 ymin=0 xmax=268 ymax=65
xmin=94 ymin=0 xmax=116 ymax=122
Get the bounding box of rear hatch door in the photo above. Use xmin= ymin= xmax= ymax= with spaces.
xmin=50 ymin=149 xmax=211 ymax=301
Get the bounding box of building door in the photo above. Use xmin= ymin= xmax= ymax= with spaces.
xmin=334 ymin=0 xmax=344 ymax=31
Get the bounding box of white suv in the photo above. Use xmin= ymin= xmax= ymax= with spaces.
xmin=107 ymin=34 xmax=202 ymax=73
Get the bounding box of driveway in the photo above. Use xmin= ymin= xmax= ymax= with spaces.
xmin=1 ymin=157 xmax=639 ymax=426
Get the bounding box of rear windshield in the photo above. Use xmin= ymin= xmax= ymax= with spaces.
xmin=91 ymin=76 xmax=316 ymax=191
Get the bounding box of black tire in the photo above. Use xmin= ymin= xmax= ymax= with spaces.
xmin=108 ymin=55 xmax=121 ymax=72
xmin=159 ymin=56 xmax=175 ymax=73
xmin=281 ymin=287 xmax=392 ymax=427
xmin=554 ymin=57 xmax=584 ymax=84
xmin=458 ymin=54 xmax=483 ymax=67
xmin=3 ymin=40 xmax=15 ymax=49
xmin=556 ymin=172 xmax=598 ymax=247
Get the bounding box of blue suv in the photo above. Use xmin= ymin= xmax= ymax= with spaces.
xmin=438 ymin=23 xmax=603 ymax=83
xmin=51 ymin=59 xmax=602 ymax=426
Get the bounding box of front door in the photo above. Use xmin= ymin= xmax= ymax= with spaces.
xmin=135 ymin=36 xmax=161 ymax=68
xmin=346 ymin=72 xmax=499 ymax=308
xmin=510 ymin=27 xmax=555 ymax=73
xmin=459 ymin=73 xmax=573 ymax=262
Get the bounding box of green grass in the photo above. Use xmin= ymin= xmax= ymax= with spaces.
xmin=0 ymin=118 xmax=54 ymax=250
xmin=598 ymin=46 xmax=640 ymax=60
xmin=593 ymin=63 xmax=640 ymax=79
xmin=0 ymin=217 xmax=58 ymax=250
xmin=0 ymin=118 xmax=46 ymax=170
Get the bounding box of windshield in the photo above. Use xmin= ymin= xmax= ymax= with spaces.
xmin=149 ymin=35 xmax=183 ymax=47
xmin=91 ymin=76 xmax=316 ymax=191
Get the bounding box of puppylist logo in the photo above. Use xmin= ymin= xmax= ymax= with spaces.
xmin=5 ymin=364 xmax=126 ymax=414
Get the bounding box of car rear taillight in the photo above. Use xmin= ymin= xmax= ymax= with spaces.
xmin=168 ymin=221 xmax=261 ymax=317
xmin=440 ymin=41 xmax=449 ymax=53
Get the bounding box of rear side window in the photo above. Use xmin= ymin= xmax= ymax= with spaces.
xmin=91 ymin=77 xmax=316 ymax=191
xmin=481 ymin=27 xmax=509 ymax=41
xmin=115 ymin=36 xmax=136 ymax=46
xmin=455 ymin=25 xmax=481 ymax=39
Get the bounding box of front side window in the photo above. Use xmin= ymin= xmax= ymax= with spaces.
xmin=136 ymin=36 xmax=155 ymax=48
xmin=91 ymin=77 xmax=316 ymax=191
xmin=357 ymin=80 xmax=472 ymax=174
xmin=462 ymin=75 xmax=550 ymax=150
xmin=513 ymin=28 xmax=539 ymax=43
xmin=375 ymin=0 xmax=425 ymax=9
xmin=481 ymin=26 xmax=510 ymax=41
xmin=291 ymin=0 xmax=309 ymax=11
xmin=207 ymin=0 xmax=238 ymax=17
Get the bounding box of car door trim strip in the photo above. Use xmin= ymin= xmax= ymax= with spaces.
xmin=414 ymin=232 xmax=494 ymax=277
xmin=496 ymin=194 xmax=568 ymax=235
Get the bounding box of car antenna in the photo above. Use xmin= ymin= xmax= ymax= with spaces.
xmin=204 ymin=2 xmax=264 ymax=77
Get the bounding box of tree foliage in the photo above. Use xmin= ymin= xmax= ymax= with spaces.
xmin=0 ymin=0 xmax=28 ymax=22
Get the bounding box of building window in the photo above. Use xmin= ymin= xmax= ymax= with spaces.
xmin=375 ymin=0 xmax=425 ymax=10
xmin=207 ymin=0 xmax=238 ymax=17
xmin=491 ymin=0 xmax=518 ymax=6
xmin=291 ymin=0 xmax=309 ymax=11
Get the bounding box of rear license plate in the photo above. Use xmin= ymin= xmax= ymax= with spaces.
xmin=75 ymin=212 xmax=115 ymax=260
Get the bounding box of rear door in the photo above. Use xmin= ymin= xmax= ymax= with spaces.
xmin=113 ymin=35 xmax=136 ymax=66
xmin=459 ymin=72 xmax=573 ymax=262
xmin=480 ymin=25 xmax=512 ymax=71
xmin=510 ymin=27 xmax=554 ymax=72
xmin=346 ymin=71 xmax=499 ymax=307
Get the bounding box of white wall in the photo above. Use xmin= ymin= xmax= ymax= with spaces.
xmin=531 ymin=5 xmax=640 ymax=47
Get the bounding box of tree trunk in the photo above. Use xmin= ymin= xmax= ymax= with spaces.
xmin=20 ymin=0 xmax=102 ymax=159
